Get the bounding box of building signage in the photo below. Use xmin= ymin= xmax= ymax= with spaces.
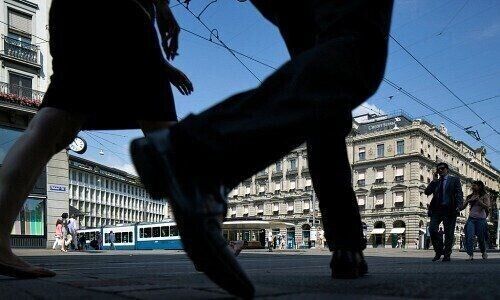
xmin=358 ymin=116 xmax=412 ymax=134
xmin=49 ymin=184 xmax=67 ymax=193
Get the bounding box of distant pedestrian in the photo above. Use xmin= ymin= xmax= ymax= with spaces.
xmin=96 ymin=232 xmax=103 ymax=250
xmin=461 ymin=180 xmax=490 ymax=260
xmin=425 ymin=162 xmax=463 ymax=262
xmin=268 ymin=232 xmax=273 ymax=252
xmin=52 ymin=219 xmax=66 ymax=252
xmin=67 ymin=214 xmax=79 ymax=250
xmin=397 ymin=236 xmax=403 ymax=249
xmin=109 ymin=231 xmax=116 ymax=250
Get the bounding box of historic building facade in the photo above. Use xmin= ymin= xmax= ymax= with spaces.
xmin=227 ymin=112 xmax=500 ymax=249
xmin=69 ymin=155 xmax=168 ymax=228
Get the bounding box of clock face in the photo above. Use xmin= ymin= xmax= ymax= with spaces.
xmin=69 ymin=137 xmax=87 ymax=154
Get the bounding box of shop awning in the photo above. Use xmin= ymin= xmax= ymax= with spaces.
xmin=371 ymin=228 xmax=386 ymax=234
xmin=390 ymin=228 xmax=406 ymax=234
xmin=69 ymin=205 xmax=85 ymax=217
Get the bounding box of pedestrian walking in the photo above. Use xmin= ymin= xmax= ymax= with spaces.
xmin=268 ymin=232 xmax=273 ymax=252
xmin=425 ymin=162 xmax=464 ymax=262
xmin=130 ymin=0 xmax=394 ymax=297
xmin=0 ymin=0 xmax=192 ymax=279
xmin=461 ymin=181 xmax=490 ymax=260
xmin=109 ymin=231 xmax=116 ymax=250
xmin=52 ymin=219 xmax=65 ymax=251
xmin=67 ymin=214 xmax=79 ymax=251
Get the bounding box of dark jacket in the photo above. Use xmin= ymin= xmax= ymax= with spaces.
xmin=425 ymin=175 xmax=463 ymax=215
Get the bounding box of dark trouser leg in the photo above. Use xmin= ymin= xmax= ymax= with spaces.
xmin=429 ymin=214 xmax=444 ymax=255
xmin=474 ymin=218 xmax=487 ymax=254
xmin=169 ymin=2 xmax=393 ymax=190
xmin=443 ymin=214 xmax=457 ymax=256
xmin=307 ymin=116 xmax=363 ymax=251
xmin=465 ymin=218 xmax=474 ymax=256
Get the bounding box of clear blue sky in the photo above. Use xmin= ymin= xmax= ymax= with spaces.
xmin=78 ymin=0 xmax=500 ymax=173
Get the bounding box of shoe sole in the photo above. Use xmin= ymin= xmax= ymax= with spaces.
xmin=130 ymin=138 xmax=255 ymax=299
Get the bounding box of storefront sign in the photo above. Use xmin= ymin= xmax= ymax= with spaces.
xmin=49 ymin=184 xmax=67 ymax=193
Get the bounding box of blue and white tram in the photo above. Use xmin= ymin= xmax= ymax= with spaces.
xmin=102 ymin=224 xmax=136 ymax=250
xmin=136 ymin=221 xmax=182 ymax=250
xmin=77 ymin=228 xmax=101 ymax=249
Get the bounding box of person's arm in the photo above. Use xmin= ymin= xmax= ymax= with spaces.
xmin=155 ymin=0 xmax=180 ymax=60
xmin=460 ymin=194 xmax=471 ymax=211
xmin=454 ymin=178 xmax=464 ymax=213
xmin=424 ymin=180 xmax=438 ymax=196
xmin=476 ymin=194 xmax=490 ymax=210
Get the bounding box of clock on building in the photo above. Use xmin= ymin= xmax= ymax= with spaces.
xmin=69 ymin=136 xmax=87 ymax=154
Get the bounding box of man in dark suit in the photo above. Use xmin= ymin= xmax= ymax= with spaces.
xmin=425 ymin=162 xmax=463 ymax=262
xmin=130 ymin=0 xmax=394 ymax=297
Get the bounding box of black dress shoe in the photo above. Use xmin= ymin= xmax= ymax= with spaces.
xmin=331 ymin=249 xmax=368 ymax=279
xmin=432 ymin=254 xmax=442 ymax=262
xmin=442 ymin=255 xmax=451 ymax=262
xmin=130 ymin=132 xmax=255 ymax=299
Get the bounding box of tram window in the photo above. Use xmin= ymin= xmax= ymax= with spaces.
xmin=169 ymin=226 xmax=178 ymax=237
xmin=144 ymin=227 xmax=152 ymax=238
xmin=116 ymin=232 xmax=122 ymax=243
xmin=105 ymin=233 xmax=109 ymax=243
xmin=128 ymin=232 xmax=133 ymax=242
xmin=153 ymin=226 xmax=160 ymax=238
xmin=140 ymin=228 xmax=144 ymax=238
xmin=161 ymin=226 xmax=169 ymax=237
xmin=123 ymin=232 xmax=129 ymax=243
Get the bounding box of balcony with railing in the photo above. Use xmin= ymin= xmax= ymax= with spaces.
xmin=2 ymin=35 xmax=40 ymax=66
xmin=0 ymin=81 xmax=44 ymax=108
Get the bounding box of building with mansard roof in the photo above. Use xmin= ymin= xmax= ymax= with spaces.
xmin=226 ymin=111 xmax=499 ymax=249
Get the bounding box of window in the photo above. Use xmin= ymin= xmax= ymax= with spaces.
xmin=11 ymin=197 xmax=45 ymax=236
xmin=257 ymin=205 xmax=264 ymax=216
xmin=303 ymin=201 xmax=310 ymax=212
xmin=375 ymin=169 xmax=384 ymax=183
xmin=152 ymin=226 xmax=160 ymax=238
xmin=78 ymin=172 xmax=83 ymax=182
xmin=273 ymin=203 xmax=279 ymax=215
xmin=289 ymin=180 xmax=296 ymax=190
xmin=377 ymin=144 xmax=385 ymax=157
xmin=8 ymin=10 xmax=32 ymax=36
xmin=9 ymin=73 xmax=33 ymax=98
xmin=144 ymin=227 xmax=152 ymax=238
xmin=275 ymin=161 xmax=282 ymax=172
xmin=395 ymin=167 xmax=404 ymax=182
xmin=358 ymin=147 xmax=366 ymax=161
xmin=375 ymin=194 xmax=384 ymax=207
xmin=287 ymin=203 xmax=294 ymax=214
xmin=0 ymin=127 xmax=24 ymax=165
xmin=258 ymin=185 xmax=266 ymax=195
xmin=245 ymin=186 xmax=251 ymax=195
xmin=396 ymin=140 xmax=404 ymax=155
xmin=305 ymin=178 xmax=312 ymax=191
xmin=243 ymin=206 xmax=249 ymax=217
xmin=357 ymin=172 xmax=365 ymax=186
xmin=169 ymin=226 xmax=178 ymax=236
xmin=274 ymin=181 xmax=281 ymax=194
xmin=289 ymin=159 xmax=297 ymax=170
xmin=394 ymin=192 xmax=404 ymax=207
xmin=357 ymin=195 xmax=366 ymax=207
xmin=84 ymin=173 xmax=88 ymax=184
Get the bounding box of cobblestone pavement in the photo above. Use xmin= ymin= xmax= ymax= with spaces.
xmin=1 ymin=248 xmax=498 ymax=299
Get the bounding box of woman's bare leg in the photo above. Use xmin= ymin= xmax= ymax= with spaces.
xmin=0 ymin=107 xmax=84 ymax=278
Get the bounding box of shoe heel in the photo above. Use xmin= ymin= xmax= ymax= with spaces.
xmin=130 ymin=139 xmax=169 ymax=199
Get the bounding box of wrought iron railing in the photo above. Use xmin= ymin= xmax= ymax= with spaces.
xmin=2 ymin=35 xmax=39 ymax=64
xmin=0 ymin=81 xmax=44 ymax=107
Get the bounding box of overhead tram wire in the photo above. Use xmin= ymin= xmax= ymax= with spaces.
xmin=175 ymin=0 xmax=262 ymax=82
xmin=418 ymin=95 xmax=500 ymax=118
xmin=82 ymin=132 xmax=131 ymax=164
xmin=389 ymin=34 xmax=500 ymax=136
xmin=382 ymin=77 xmax=499 ymax=154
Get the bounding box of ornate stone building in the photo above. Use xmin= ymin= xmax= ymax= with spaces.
xmin=227 ymin=112 xmax=500 ymax=249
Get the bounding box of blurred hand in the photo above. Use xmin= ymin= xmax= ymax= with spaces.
xmin=156 ymin=1 xmax=180 ymax=60
xmin=168 ymin=68 xmax=193 ymax=95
